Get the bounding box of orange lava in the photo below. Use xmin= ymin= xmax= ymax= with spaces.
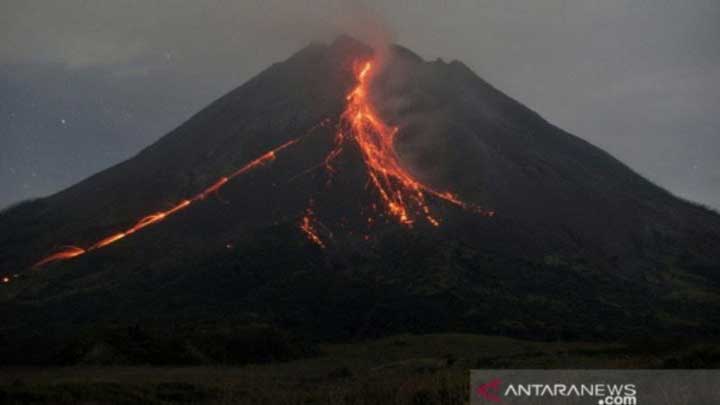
xmin=33 ymin=138 xmax=301 ymax=268
xmin=33 ymin=246 xmax=86 ymax=268
xmin=328 ymin=61 xmax=491 ymax=225
xmin=300 ymin=208 xmax=326 ymax=249
xmin=297 ymin=59 xmax=493 ymax=247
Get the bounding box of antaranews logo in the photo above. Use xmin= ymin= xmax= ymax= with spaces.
xmin=472 ymin=370 xmax=720 ymax=405
xmin=476 ymin=378 xmax=503 ymax=403
xmin=474 ymin=378 xmax=637 ymax=404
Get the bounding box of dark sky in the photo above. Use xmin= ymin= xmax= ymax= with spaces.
xmin=2 ymin=0 xmax=719 ymax=210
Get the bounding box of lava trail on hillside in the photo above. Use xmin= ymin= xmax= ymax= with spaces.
xmin=32 ymin=137 xmax=304 ymax=268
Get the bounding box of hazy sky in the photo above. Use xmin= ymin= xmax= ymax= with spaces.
xmin=1 ymin=0 xmax=719 ymax=210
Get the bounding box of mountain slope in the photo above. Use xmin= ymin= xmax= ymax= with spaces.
xmin=1 ymin=36 xmax=719 ymax=348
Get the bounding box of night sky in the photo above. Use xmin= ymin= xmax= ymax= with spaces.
xmin=2 ymin=0 xmax=719 ymax=210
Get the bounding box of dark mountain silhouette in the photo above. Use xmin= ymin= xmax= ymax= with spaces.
xmin=1 ymin=36 xmax=719 ymax=357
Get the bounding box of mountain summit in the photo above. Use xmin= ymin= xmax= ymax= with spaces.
xmin=1 ymin=37 xmax=719 ymax=345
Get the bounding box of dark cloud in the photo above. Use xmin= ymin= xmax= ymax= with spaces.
xmin=1 ymin=0 xmax=719 ymax=209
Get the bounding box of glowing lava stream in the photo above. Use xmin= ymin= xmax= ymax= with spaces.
xmin=321 ymin=60 xmax=493 ymax=230
xmin=33 ymin=138 xmax=301 ymax=268
xmin=29 ymin=58 xmax=493 ymax=269
xmin=300 ymin=208 xmax=326 ymax=249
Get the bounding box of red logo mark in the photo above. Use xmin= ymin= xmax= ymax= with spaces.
xmin=476 ymin=378 xmax=503 ymax=402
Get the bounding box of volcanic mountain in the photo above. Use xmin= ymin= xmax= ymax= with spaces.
xmin=1 ymin=36 xmax=719 ymax=350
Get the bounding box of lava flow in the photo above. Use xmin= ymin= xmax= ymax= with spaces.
xmin=33 ymin=138 xmax=301 ymax=268
xmin=300 ymin=207 xmax=327 ymax=249
xmin=294 ymin=60 xmax=493 ymax=248
xmin=27 ymin=57 xmax=492 ymax=272
xmin=317 ymin=61 xmax=493 ymax=230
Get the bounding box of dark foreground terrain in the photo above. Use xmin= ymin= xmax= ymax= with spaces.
xmin=2 ymin=333 xmax=719 ymax=404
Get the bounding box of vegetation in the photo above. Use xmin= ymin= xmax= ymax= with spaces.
xmin=0 ymin=323 xmax=316 ymax=366
xmin=1 ymin=333 xmax=719 ymax=404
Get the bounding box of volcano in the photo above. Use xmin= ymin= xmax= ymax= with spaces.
xmin=1 ymin=37 xmax=719 ymax=350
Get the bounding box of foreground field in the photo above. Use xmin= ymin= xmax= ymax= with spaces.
xmin=1 ymin=333 xmax=718 ymax=404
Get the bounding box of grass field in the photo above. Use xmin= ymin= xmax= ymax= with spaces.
xmin=1 ymin=333 xmax=718 ymax=404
